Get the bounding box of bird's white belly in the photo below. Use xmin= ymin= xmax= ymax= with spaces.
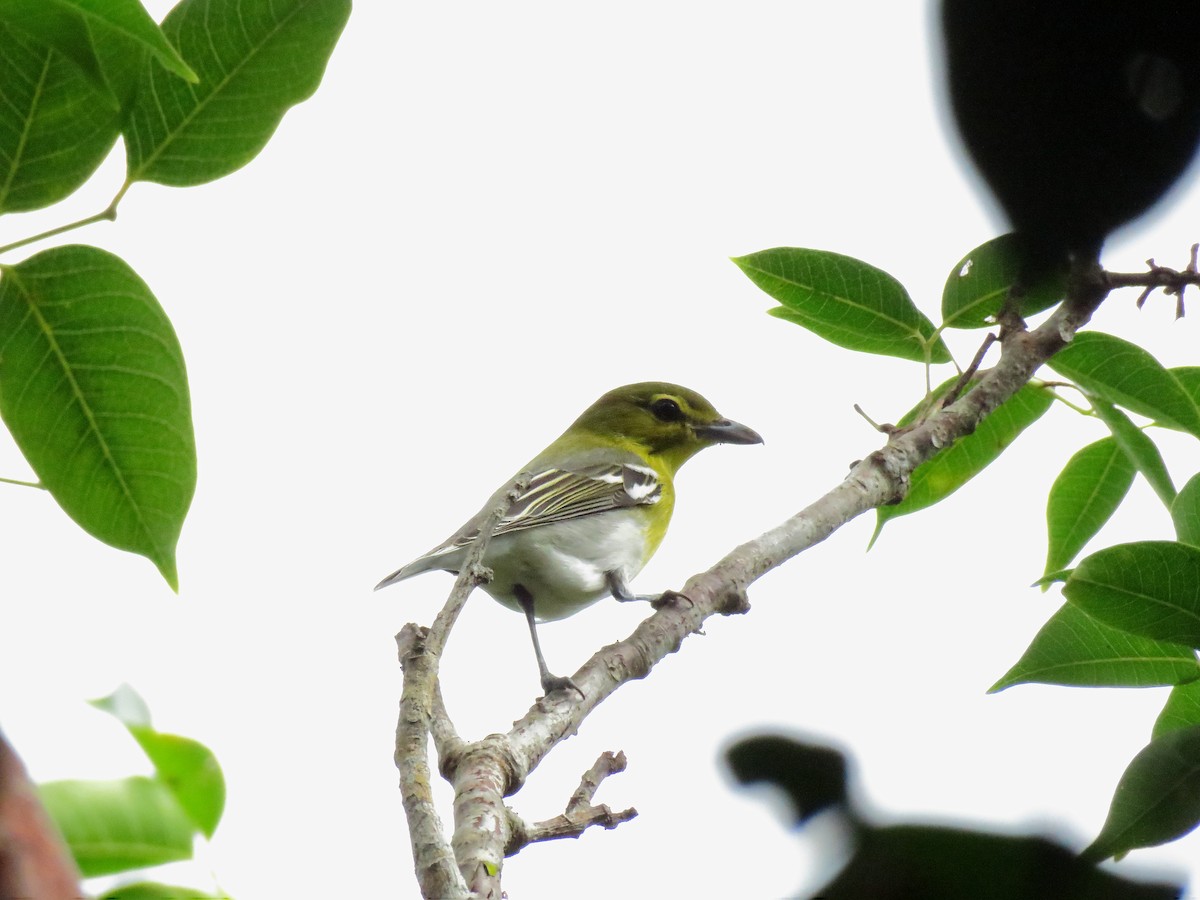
xmin=484 ymin=512 xmax=648 ymax=622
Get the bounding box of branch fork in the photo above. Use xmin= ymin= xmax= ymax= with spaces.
xmin=395 ymin=250 xmax=1198 ymax=898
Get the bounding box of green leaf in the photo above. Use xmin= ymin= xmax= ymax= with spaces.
xmin=1034 ymin=569 xmax=1072 ymax=588
xmin=940 ymin=234 xmax=1066 ymax=329
xmin=872 ymin=383 xmax=1053 ymax=541
xmin=991 ymin=602 xmax=1200 ymax=691
xmin=0 ymin=0 xmax=196 ymax=95
xmin=1084 ymin=724 xmax=1200 ymax=862
xmin=1155 ymin=681 xmax=1200 ymax=739
xmin=1169 ymin=366 xmax=1200 ymax=407
xmin=1044 ymin=438 xmax=1135 ymax=578
xmin=39 ymin=776 xmax=195 ymax=877
xmin=0 ymin=0 xmax=110 ymax=100
xmin=1090 ymin=399 xmax=1176 ymax=508
xmin=0 ymin=22 xmax=121 ymax=214
xmin=733 ymin=247 xmax=951 ymax=363
xmin=1049 ymin=332 xmax=1200 ymax=437
xmin=91 ymin=685 xmax=225 ymax=837
xmin=1064 ymin=542 xmax=1200 ymax=647
xmin=0 ymin=245 xmax=196 ymax=588
xmin=69 ymin=0 xmax=196 ymax=83
xmin=129 ymin=730 xmax=225 ymax=838
xmin=124 ymin=0 xmax=351 ymax=187
xmin=1171 ymin=474 xmax=1200 ymax=548
xmin=98 ymin=884 xmax=230 ymax=900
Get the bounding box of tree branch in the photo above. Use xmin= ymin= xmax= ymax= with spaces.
xmin=395 ymin=475 xmax=530 ymax=900
xmin=504 ymin=750 xmax=637 ymax=853
xmin=396 ymin=258 xmax=1196 ymax=898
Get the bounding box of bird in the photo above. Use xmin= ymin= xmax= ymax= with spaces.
xmin=375 ymin=382 xmax=763 ymax=697
xmin=941 ymin=0 xmax=1200 ymax=276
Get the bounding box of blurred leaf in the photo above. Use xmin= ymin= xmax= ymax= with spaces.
xmin=124 ymin=0 xmax=351 ymax=186
xmin=98 ymin=884 xmax=230 ymax=900
xmin=824 ymin=823 xmax=1178 ymax=899
xmin=726 ymin=735 xmax=847 ymax=825
xmin=90 ymin=684 xmax=152 ymax=728
xmin=39 ymin=777 xmax=194 ymax=877
xmin=1044 ymin=437 xmax=1135 ymax=578
xmin=0 ymin=22 xmax=121 ymax=214
xmin=872 ymin=383 xmax=1053 ymax=542
xmin=1091 ymin=400 xmax=1176 ymax=508
xmin=0 ymin=245 xmax=196 ymax=588
xmin=733 ymin=247 xmax=951 ymax=362
xmin=91 ymin=685 xmax=225 ymax=837
xmin=941 ymin=233 xmax=1066 ymax=329
xmin=992 ymin=602 xmax=1200 ymax=691
xmin=1084 ymin=724 xmax=1200 ymax=862
xmin=129 ymin=730 xmax=224 ymax=838
xmin=1050 ymin=332 xmax=1200 ymax=437
xmin=1171 ymin=474 xmax=1200 ymax=547
xmin=1064 ymin=542 xmax=1200 ymax=646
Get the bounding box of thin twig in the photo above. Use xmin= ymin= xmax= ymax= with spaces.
xmin=940 ymin=332 xmax=997 ymax=409
xmin=505 ymin=751 xmax=637 ymax=853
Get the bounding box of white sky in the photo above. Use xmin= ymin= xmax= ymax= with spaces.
xmin=2 ymin=2 xmax=1200 ymax=897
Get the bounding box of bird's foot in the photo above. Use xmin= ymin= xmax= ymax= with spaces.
xmin=541 ymin=672 xmax=585 ymax=700
xmin=651 ymin=589 xmax=692 ymax=611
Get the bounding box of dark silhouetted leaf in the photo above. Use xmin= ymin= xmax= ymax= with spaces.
xmin=726 ymin=735 xmax=847 ymax=825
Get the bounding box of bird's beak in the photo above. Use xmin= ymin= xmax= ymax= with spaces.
xmin=696 ymin=418 xmax=763 ymax=445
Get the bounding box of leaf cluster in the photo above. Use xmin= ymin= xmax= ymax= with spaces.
xmin=0 ymin=0 xmax=348 ymax=895
xmin=0 ymin=0 xmax=350 ymax=586
xmin=736 ymin=233 xmax=1200 ymax=864
xmin=39 ymin=686 xmax=229 ymax=898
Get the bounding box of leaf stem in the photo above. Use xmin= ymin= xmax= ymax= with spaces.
xmin=1044 ymin=384 xmax=1097 ymax=416
xmin=0 ymin=180 xmax=132 ymax=258
xmin=0 ymin=475 xmax=44 ymax=490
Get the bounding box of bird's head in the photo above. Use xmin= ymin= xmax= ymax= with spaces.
xmin=570 ymin=382 xmax=762 ymax=473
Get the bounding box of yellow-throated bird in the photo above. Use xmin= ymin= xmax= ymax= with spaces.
xmin=375 ymin=382 xmax=762 ymax=696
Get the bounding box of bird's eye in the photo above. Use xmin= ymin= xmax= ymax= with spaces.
xmin=650 ymin=397 xmax=685 ymax=422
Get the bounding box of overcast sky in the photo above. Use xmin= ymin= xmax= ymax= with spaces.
xmin=2 ymin=2 xmax=1200 ymax=898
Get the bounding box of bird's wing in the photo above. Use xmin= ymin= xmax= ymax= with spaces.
xmin=393 ymin=462 xmax=660 ymax=575
xmin=494 ymin=463 xmax=661 ymax=535
xmin=463 ymin=463 xmax=660 ymax=546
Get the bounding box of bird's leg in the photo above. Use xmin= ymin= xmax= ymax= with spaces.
xmin=606 ymin=571 xmax=691 ymax=610
xmin=514 ymin=585 xmax=583 ymax=699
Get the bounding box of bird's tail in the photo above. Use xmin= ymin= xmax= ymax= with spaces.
xmin=374 ymin=562 xmax=422 ymax=591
